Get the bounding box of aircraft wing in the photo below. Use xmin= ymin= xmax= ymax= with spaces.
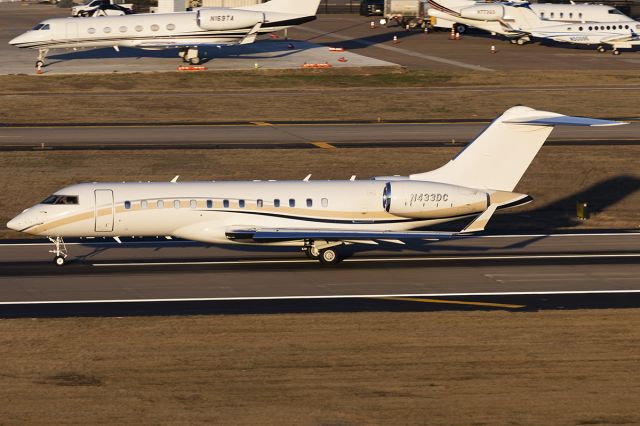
xmin=226 ymin=205 xmax=499 ymax=242
xmin=601 ymin=31 xmax=640 ymax=47
xmin=133 ymin=41 xmax=240 ymax=50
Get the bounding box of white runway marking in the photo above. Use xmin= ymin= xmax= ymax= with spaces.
xmin=90 ymin=252 xmax=640 ymax=267
xmin=1 ymin=289 xmax=640 ymax=305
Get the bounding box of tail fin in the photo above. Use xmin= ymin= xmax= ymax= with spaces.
xmin=241 ymin=0 xmax=321 ymax=15
xmin=410 ymin=106 xmax=624 ymax=191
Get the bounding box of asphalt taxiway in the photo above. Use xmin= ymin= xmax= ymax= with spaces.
xmin=1 ymin=233 xmax=638 ymax=316
xmin=1 ymin=121 xmax=639 ymax=150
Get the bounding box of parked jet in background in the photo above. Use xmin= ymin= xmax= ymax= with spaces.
xmin=9 ymin=0 xmax=321 ymax=67
xmin=7 ymin=107 xmax=624 ymax=266
xmin=428 ymin=0 xmax=637 ymax=47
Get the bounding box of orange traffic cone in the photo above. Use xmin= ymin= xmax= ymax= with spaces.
xmin=490 ymin=45 xmax=497 ymax=54
xmin=393 ymin=34 xmax=399 ymax=44
xmin=370 ymin=21 xmax=376 ymax=29
xmin=449 ymin=27 xmax=455 ymax=40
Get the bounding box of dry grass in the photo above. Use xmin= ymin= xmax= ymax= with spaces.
xmin=1 ymin=310 xmax=639 ymax=424
xmin=1 ymin=146 xmax=638 ymax=239
xmin=1 ymin=70 xmax=639 ymax=123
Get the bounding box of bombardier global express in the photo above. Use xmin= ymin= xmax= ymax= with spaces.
xmin=9 ymin=0 xmax=321 ymax=67
xmin=7 ymin=107 xmax=624 ymax=265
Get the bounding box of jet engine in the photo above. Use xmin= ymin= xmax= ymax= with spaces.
xmin=196 ymin=8 xmax=264 ymax=31
xmin=459 ymin=5 xmax=505 ymax=21
xmin=382 ymin=181 xmax=488 ymax=219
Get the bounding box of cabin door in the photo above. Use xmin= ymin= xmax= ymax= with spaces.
xmin=94 ymin=190 xmax=114 ymax=232
xmin=65 ymin=22 xmax=78 ymax=39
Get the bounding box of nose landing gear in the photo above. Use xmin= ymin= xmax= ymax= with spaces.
xmin=48 ymin=236 xmax=68 ymax=266
xmin=179 ymin=47 xmax=201 ymax=65
xmin=36 ymin=48 xmax=49 ymax=69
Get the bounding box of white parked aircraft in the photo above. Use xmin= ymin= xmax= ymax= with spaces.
xmin=428 ymin=0 xmax=638 ymax=49
xmin=7 ymin=106 xmax=624 ymax=266
xmin=9 ymin=0 xmax=321 ymax=68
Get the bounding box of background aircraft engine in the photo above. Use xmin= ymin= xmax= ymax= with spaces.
xmin=459 ymin=5 xmax=505 ymax=21
xmin=383 ymin=181 xmax=488 ymax=219
xmin=196 ymin=8 xmax=264 ymax=31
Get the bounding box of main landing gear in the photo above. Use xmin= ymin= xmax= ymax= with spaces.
xmin=179 ymin=47 xmax=201 ymax=65
xmin=597 ymin=45 xmax=621 ymax=55
xmin=48 ymin=236 xmax=67 ymax=266
xmin=303 ymin=242 xmax=343 ymax=265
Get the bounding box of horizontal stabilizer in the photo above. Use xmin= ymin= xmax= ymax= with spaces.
xmin=504 ymin=115 xmax=626 ymax=127
xmin=460 ymin=204 xmax=498 ymax=234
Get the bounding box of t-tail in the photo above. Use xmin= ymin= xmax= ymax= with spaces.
xmin=410 ymin=106 xmax=625 ymax=192
xmin=242 ymin=0 xmax=322 ymax=16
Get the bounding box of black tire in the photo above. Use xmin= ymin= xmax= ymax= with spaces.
xmin=35 ymin=60 xmax=44 ymax=68
xmin=455 ymin=24 xmax=467 ymax=34
xmin=319 ymin=248 xmax=341 ymax=265
xmin=189 ymin=57 xmax=201 ymax=65
xmin=304 ymin=247 xmax=320 ymax=260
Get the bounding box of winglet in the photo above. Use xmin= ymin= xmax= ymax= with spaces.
xmin=170 ymin=175 xmax=179 ymax=183
xmin=240 ymin=21 xmax=262 ymax=45
xmin=460 ymin=204 xmax=499 ymax=234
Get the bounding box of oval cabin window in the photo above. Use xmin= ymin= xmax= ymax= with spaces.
xmin=151 ymin=24 xmax=159 ymax=31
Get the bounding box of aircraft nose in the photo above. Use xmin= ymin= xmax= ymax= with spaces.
xmin=9 ymin=32 xmax=29 ymax=46
xmin=6 ymin=216 xmax=22 ymax=231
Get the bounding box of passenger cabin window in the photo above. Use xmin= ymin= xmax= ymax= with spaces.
xmin=88 ymin=27 xmax=96 ymax=34
xmin=157 ymin=200 xmax=164 ymax=208
xmin=190 ymin=200 xmax=197 ymax=209
xmin=174 ymin=200 xmax=180 ymax=209
xmin=257 ymin=199 xmax=263 ymax=208
xmin=321 ymin=198 xmax=328 ymax=208
xmin=239 ymin=200 xmax=245 ymax=208
xmin=167 ymin=23 xmax=175 ymax=30
xmin=119 ymin=26 xmax=127 ymax=33
xmin=559 ymin=12 xmax=563 ymax=18
xmin=206 ymin=200 xmax=213 ymax=208
xmin=124 ymin=201 xmax=131 ymax=209
xmin=550 ymin=12 xmax=554 ymax=18
xmin=151 ymin=24 xmax=159 ymax=31
xmin=274 ymin=199 xmax=280 ymax=208
xmin=569 ymin=12 xmax=573 ymax=18
xmin=141 ymin=200 xmax=148 ymax=209
xmin=578 ymin=13 xmax=582 ymax=18
xmin=289 ymin=199 xmax=295 ymax=208
xmin=223 ymin=199 xmax=229 ymax=208
xmin=135 ymin=25 xmax=143 ymax=32
xmin=306 ymin=198 xmax=313 ymax=207
xmin=104 ymin=27 xmax=112 ymax=33
xmin=41 ymin=195 xmax=79 ymax=205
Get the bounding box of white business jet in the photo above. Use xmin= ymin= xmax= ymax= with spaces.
xmin=7 ymin=106 xmax=624 ymax=266
xmin=428 ymin=0 xmax=637 ymax=47
xmin=9 ymin=0 xmax=321 ymax=68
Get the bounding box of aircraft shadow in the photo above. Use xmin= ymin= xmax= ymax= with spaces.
xmin=47 ymin=40 xmax=314 ymax=64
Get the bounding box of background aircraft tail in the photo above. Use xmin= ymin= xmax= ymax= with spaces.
xmin=410 ymin=106 xmax=624 ymax=191
xmin=243 ymin=0 xmax=322 ymax=15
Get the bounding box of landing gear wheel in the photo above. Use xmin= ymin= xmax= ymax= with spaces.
xmin=455 ymin=24 xmax=467 ymax=34
xmin=510 ymin=39 xmax=517 ymax=44
xmin=304 ymin=246 xmax=320 ymax=260
xmin=189 ymin=57 xmax=201 ymax=65
xmin=516 ymin=38 xmax=525 ymax=45
xmin=597 ymin=45 xmax=606 ymax=53
xmin=54 ymin=255 xmax=65 ymax=266
xmin=319 ymin=248 xmax=341 ymax=265
xmin=612 ymin=50 xmax=620 ymax=55
xmin=36 ymin=60 xmax=44 ymax=68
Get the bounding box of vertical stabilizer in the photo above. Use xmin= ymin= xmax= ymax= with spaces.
xmin=241 ymin=0 xmax=322 ymax=15
xmin=410 ymin=106 xmax=624 ymax=191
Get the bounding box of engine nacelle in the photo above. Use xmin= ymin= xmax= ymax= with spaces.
xmin=459 ymin=5 xmax=505 ymax=21
xmin=382 ymin=181 xmax=488 ymax=219
xmin=196 ymin=8 xmax=264 ymax=31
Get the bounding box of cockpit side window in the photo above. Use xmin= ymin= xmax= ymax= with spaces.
xmin=41 ymin=24 xmax=50 ymax=30
xmin=32 ymin=23 xmax=50 ymax=31
xmin=41 ymin=195 xmax=79 ymax=205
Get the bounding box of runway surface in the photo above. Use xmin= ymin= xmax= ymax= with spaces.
xmin=1 ymin=233 xmax=639 ymax=317
xmin=1 ymin=121 xmax=639 ymax=150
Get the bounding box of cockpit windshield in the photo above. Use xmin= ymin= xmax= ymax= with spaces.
xmin=41 ymin=195 xmax=79 ymax=205
xmin=31 ymin=23 xmax=50 ymax=31
xmin=608 ymin=9 xmax=624 ymax=15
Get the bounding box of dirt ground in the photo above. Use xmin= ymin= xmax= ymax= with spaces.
xmin=1 ymin=70 xmax=639 ymax=124
xmin=1 ymin=146 xmax=638 ymax=238
xmin=1 ymin=309 xmax=639 ymax=424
